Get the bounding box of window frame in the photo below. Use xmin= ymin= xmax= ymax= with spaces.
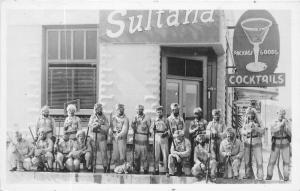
xmin=42 ymin=24 xmax=99 ymax=115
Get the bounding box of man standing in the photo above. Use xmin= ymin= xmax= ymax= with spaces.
xmin=241 ymin=107 xmax=265 ymax=181
xmin=152 ymin=106 xmax=169 ymax=175
xmin=266 ymin=109 xmax=291 ymax=181
xmin=35 ymin=105 xmax=56 ymax=141
xmin=191 ymin=134 xmax=217 ymax=182
xmin=64 ymin=104 xmax=81 ymax=140
xmin=206 ymin=109 xmax=227 ymax=175
xmin=220 ymin=128 xmax=244 ymax=179
xmin=8 ymin=131 xmax=33 ymax=171
xmin=31 ymin=130 xmax=54 ymax=171
xmin=111 ymin=104 xmax=129 ymax=167
xmin=88 ymin=103 xmax=110 ymax=173
xmin=189 ymin=107 xmax=207 ymax=166
xmin=55 ymin=132 xmax=74 ymax=172
xmin=167 ymin=130 xmax=191 ymax=176
xmin=69 ymin=130 xmax=92 ymax=172
xmin=131 ymin=105 xmax=151 ymax=174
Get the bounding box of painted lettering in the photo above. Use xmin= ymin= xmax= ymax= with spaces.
xmin=106 ymin=10 xmax=126 ymax=38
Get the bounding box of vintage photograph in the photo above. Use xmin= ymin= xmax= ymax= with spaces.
xmin=1 ymin=0 xmax=298 ymax=188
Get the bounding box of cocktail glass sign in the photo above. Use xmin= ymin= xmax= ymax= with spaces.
xmin=226 ymin=10 xmax=285 ymax=87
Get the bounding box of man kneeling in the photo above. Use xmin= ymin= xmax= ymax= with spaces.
xmin=167 ymin=130 xmax=191 ymax=176
xmin=68 ymin=130 xmax=92 ymax=172
xmin=31 ymin=130 xmax=54 ymax=171
xmin=220 ymin=127 xmax=244 ymax=179
xmin=55 ymin=132 xmax=74 ymax=172
xmin=191 ymin=134 xmax=217 ymax=182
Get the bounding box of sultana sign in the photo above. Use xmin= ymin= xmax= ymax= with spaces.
xmin=227 ymin=10 xmax=285 ymax=87
xmin=99 ymin=10 xmax=221 ymax=44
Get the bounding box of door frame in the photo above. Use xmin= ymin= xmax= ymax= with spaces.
xmin=161 ymin=52 xmax=208 ymax=118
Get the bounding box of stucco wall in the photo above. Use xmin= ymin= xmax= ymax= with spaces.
xmin=6 ymin=10 xmax=98 ymax=132
xmin=99 ymin=44 xmax=160 ymax=119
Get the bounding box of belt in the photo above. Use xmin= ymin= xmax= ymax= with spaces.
xmin=246 ymin=135 xmax=259 ymax=138
xmin=135 ymin=132 xmax=148 ymax=136
xmin=135 ymin=140 xmax=148 ymax=145
xmin=273 ymin=136 xmax=288 ymax=140
xmin=113 ymin=130 xmax=121 ymax=134
xmin=155 ymin=130 xmax=165 ymax=133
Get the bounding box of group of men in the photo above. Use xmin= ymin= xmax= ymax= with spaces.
xmin=8 ymin=102 xmax=291 ymax=182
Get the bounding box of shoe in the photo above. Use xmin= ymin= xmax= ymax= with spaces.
xmin=284 ymin=177 xmax=289 ymax=181
xmin=234 ymin=176 xmax=239 ymax=180
xmin=144 ymin=170 xmax=149 ymax=174
xmin=166 ymin=173 xmax=174 ymax=177
xmin=9 ymin=167 xmax=17 ymax=172
xmin=153 ymin=170 xmax=159 ymax=175
xmin=211 ymin=176 xmax=217 ymax=182
xmin=106 ymin=167 xmax=110 ymax=173
xmin=265 ymin=175 xmax=272 ymax=180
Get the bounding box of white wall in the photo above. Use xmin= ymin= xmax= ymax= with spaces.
xmin=99 ymin=44 xmax=160 ymax=119
xmin=6 ymin=10 xmax=98 ymax=132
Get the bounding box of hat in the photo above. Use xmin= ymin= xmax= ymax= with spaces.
xmin=193 ymin=107 xmax=202 ymax=113
xmin=67 ymin=104 xmax=77 ymax=113
xmin=245 ymin=107 xmax=256 ymax=115
xmin=277 ymin=109 xmax=286 ymax=115
xmin=76 ymin=130 xmax=85 ymax=138
xmin=115 ymin=103 xmax=124 ymax=110
xmin=170 ymin=103 xmax=180 ymax=110
xmin=41 ymin=105 xmax=50 ymax=113
xmin=173 ymin=130 xmax=184 ymax=138
xmin=195 ymin=134 xmax=206 ymax=143
xmin=226 ymin=127 xmax=235 ymax=135
xmin=156 ymin=106 xmax=164 ymax=111
xmin=136 ymin=105 xmax=144 ymax=110
xmin=212 ymin=109 xmax=221 ymax=116
xmin=94 ymin=103 xmax=103 ymax=110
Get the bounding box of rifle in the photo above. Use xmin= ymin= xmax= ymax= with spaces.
xmin=247 ymin=122 xmax=255 ymax=179
xmin=153 ymin=123 xmax=156 ymax=174
xmin=206 ymin=129 xmax=212 ymax=183
xmin=93 ymin=123 xmax=98 ymax=173
xmin=132 ymin=118 xmax=136 ymax=171
xmin=277 ymin=119 xmax=285 ymax=180
xmin=107 ymin=112 xmax=113 ymax=173
xmin=54 ymin=121 xmax=61 ymax=171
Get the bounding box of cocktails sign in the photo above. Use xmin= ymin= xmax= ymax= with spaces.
xmin=227 ymin=10 xmax=285 ymax=87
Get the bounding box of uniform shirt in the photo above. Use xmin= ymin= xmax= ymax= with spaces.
xmin=72 ymin=138 xmax=92 ymax=153
xmin=189 ymin=118 xmax=208 ymax=137
xmin=131 ymin=114 xmax=151 ymax=144
xmin=167 ymin=114 xmax=185 ymax=134
xmin=206 ymin=120 xmax=227 ymax=140
xmin=10 ymin=139 xmax=32 ymax=156
xmin=220 ymin=138 xmax=244 ymax=160
xmin=152 ymin=117 xmax=169 ymax=134
xmin=241 ymin=120 xmax=264 ymax=145
xmin=270 ymin=118 xmax=291 ymax=146
xmin=64 ymin=116 xmax=81 ymax=139
xmin=34 ymin=138 xmax=53 ymax=156
xmin=194 ymin=143 xmax=216 ymax=163
xmin=111 ymin=114 xmax=129 ymax=139
xmin=88 ymin=113 xmax=109 ymax=141
xmin=35 ymin=115 xmax=55 ymax=137
xmin=170 ymin=138 xmax=191 ymax=158
xmin=58 ymin=139 xmax=74 ymax=154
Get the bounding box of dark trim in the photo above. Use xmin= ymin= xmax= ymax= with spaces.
xmin=48 ymin=63 xmax=97 ymax=68
xmin=41 ymin=26 xmax=47 ymax=107
xmin=43 ymin=24 xmax=98 ymax=30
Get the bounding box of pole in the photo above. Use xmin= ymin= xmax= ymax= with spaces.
xmin=206 ymin=128 xmax=212 ymax=183
xmin=153 ymin=124 xmax=156 ymax=174
xmin=93 ymin=131 xmax=98 ymax=173
xmin=277 ymin=122 xmax=284 ymax=180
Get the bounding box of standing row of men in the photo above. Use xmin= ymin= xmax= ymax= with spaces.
xmin=8 ymin=102 xmax=291 ymax=182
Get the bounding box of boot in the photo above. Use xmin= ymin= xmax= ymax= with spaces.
xmin=143 ymin=169 xmax=149 ymax=174
xmin=103 ymin=167 xmax=108 ymax=173
xmin=153 ymin=170 xmax=159 ymax=175
xmin=9 ymin=167 xmax=17 ymax=172
xmin=265 ymin=175 xmax=272 ymax=180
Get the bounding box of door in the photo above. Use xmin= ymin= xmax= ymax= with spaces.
xmin=166 ymin=79 xmax=201 ymax=135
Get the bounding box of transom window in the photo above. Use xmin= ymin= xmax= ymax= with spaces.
xmin=45 ymin=26 xmax=98 ymax=110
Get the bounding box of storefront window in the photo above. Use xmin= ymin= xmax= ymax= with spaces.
xmin=45 ymin=26 xmax=98 ymax=110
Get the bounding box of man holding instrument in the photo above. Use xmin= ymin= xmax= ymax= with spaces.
xmin=191 ymin=134 xmax=216 ymax=181
xmin=131 ymin=105 xmax=151 ymax=174
xmin=167 ymin=130 xmax=191 ymax=176
xmin=64 ymin=104 xmax=81 ymax=140
xmin=35 ymin=105 xmax=56 ymax=142
xmin=8 ymin=131 xmax=33 ymax=171
xmin=151 ymin=106 xmax=169 ymax=175
xmin=266 ymin=109 xmax=291 ymax=181
xmin=88 ymin=103 xmax=110 ymax=173
xmin=241 ymin=107 xmax=265 ymax=181
xmin=220 ymin=127 xmax=244 ymax=179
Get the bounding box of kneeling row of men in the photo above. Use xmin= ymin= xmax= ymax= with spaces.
xmin=8 ymin=102 xmax=291 ymax=182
